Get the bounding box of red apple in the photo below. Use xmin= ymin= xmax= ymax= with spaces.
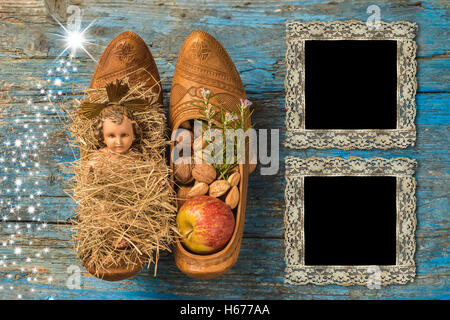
xmin=177 ymin=195 xmax=235 ymax=254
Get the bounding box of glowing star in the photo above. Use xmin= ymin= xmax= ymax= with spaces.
xmin=50 ymin=14 xmax=97 ymax=62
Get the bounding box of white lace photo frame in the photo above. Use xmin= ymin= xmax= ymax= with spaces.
xmin=284 ymin=20 xmax=417 ymax=149
xmin=284 ymin=157 xmax=417 ymax=286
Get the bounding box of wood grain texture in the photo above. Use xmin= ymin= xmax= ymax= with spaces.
xmin=0 ymin=0 xmax=448 ymax=299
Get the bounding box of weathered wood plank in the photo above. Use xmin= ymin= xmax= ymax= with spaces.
xmin=0 ymin=89 xmax=448 ymax=187
xmin=0 ymin=1 xmax=449 ymax=90
xmin=0 ymin=223 xmax=448 ymax=299
xmin=1 ymin=1 xmax=449 ymax=57
xmin=0 ymin=0 xmax=448 ymax=300
xmin=0 ymin=120 xmax=449 ymax=223
xmin=2 ymin=174 xmax=449 ymax=241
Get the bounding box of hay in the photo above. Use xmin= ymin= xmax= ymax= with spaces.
xmin=66 ymin=74 xmax=178 ymax=277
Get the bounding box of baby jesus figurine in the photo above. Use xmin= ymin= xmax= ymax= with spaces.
xmin=91 ymin=105 xmax=141 ymax=161
xmin=97 ymin=106 xmax=136 ymax=157
xmin=74 ymin=80 xmax=176 ymax=281
xmin=85 ymin=105 xmax=143 ymax=249
xmin=78 ymin=81 xmax=148 ymax=175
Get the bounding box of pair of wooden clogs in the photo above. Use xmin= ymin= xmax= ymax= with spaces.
xmin=84 ymin=30 xmax=251 ymax=281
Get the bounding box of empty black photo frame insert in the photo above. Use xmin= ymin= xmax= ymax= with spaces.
xmin=284 ymin=157 xmax=417 ymax=286
xmin=305 ymin=40 xmax=397 ymax=130
xmin=304 ymin=176 xmax=397 ymax=266
xmin=285 ymin=20 xmax=417 ymax=149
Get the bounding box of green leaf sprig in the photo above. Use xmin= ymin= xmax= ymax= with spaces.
xmin=190 ymin=88 xmax=254 ymax=180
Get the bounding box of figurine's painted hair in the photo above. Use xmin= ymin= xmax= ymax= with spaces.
xmin=94 ymin=105 xmax=142 ymax=149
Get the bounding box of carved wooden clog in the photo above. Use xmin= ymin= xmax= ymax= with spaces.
xmin=170 ymin=30 xmax=250 ymax=280
xmin=83 ymin=257 xmax=142 ymax=282
xmin=82 ymin=31 xmax=162 ymax=281
xmin=89 ymin=31 xmax=162 ymax=103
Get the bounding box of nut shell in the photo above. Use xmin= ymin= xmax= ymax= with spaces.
xmin=173 ymin=128 xmax=193 ymax=146
xmin=174 ymin=159 xmax=193 ymax=184
xmin=179 ymin=120 xmax=192 ymax=130
xmin=209 ymin=180 xmax=230 ymax=198
xmin=187 ymin=182 xmax=209 ymax=198
xmin=192 ymin=162 xmax=216 ymax=184
xmin=177 ymin=186 xmax=191 ymax=207
xmin=227 ymin=172 xmax=240 ymax=187
xmin=225 ymin=186 xmax=239 ymax=209
xmin=193 ymin=136 xmax=207 ymax=150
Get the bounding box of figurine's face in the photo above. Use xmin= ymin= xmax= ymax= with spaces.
xmin=102 ymin=116 xmax=135 ymax=154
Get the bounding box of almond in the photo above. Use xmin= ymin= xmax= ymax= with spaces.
xmin=209 ymin=180 xmax=230 ymax=198
xmin=227 ymin=172 xmax=240 ymax=187
xmin=225 ymin=186 xmax=239 ymax=209
xmin=192 ymin=162 xmax=216 ymax=184
xmin=187 ymin=182 xmax=209 ymax=198
xmin=177 ymin=186 xmax=191 ymax=207
xmin=174 ymin=159 xmax=193 ymax=184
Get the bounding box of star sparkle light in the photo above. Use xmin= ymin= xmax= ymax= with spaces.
xmin=50 ymin=14 xmax=97 ymax=63
xmin=0 ymin=53 xmax=81 ymax=299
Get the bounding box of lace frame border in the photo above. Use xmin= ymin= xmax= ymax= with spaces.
xmin=284 ymin=20 xmax=418 ymax=150
xmin=284 ymin=157 xmax=417 ymax=286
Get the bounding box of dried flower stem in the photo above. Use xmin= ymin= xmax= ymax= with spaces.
xmin=191 ymin=89 xmax=254 ymax=179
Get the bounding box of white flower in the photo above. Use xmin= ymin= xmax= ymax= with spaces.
xmin=240 ymin=98 xmax=252 ymax=108
xmin=200 ymin=87 xmax=210 ymax=97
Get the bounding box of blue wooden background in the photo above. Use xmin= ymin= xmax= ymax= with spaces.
xmin=0 ymin=0 xmax=448 ymax=300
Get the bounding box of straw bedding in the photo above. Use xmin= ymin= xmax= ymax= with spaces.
xmin=67 ymin=79 xmax=177 ymax=277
